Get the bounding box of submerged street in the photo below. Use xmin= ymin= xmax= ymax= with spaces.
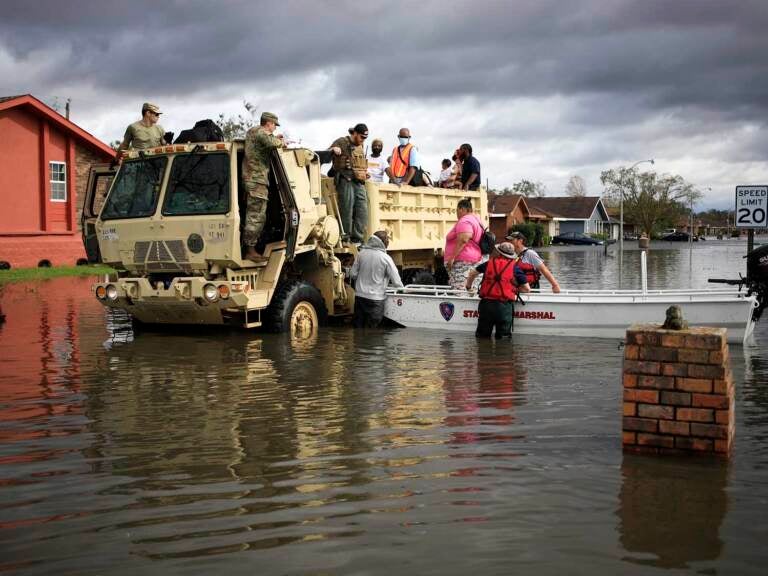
xmin=1 ymin=241 xmax=767 ymax=575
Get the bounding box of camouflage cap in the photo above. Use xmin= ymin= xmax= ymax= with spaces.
xmin=261 ymin=111 xmax=280 ymax=126
xmin=142 ymin=102 xmax=162 ymax=115
xmin=495 ymin=242 xmax=517 ymax=259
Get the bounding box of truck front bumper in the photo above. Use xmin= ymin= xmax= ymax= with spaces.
xmin=93 ymin=277 xmax=255 ymax=325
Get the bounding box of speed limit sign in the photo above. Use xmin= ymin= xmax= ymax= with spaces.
xmin=735 ymin=186 xmax=768 ymax=228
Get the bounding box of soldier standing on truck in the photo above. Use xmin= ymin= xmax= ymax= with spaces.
xmin=117 ymin=102 xmax=166 ymax=157
xmin=242 ymin=111 xmax=285 ymax=261
xmin=330 ymin=123 xmax=370 ymax=243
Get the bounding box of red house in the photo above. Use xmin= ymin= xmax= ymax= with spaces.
xmin=0 ymin=94 xmax=115 ymax=268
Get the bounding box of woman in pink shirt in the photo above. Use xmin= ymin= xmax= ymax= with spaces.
xmin=444 ymin=198 xmax=484 ymax=290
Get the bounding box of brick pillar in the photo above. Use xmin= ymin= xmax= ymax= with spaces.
xmin=622 ymin=324 xmax=734 ymax=456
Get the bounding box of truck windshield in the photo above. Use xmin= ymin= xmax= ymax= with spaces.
xmin=163 ymin=152 xmax=230 ymax=216
xmin=101 ymin=157 xmax=168 ymax=220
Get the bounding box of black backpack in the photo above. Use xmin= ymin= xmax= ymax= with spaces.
xmin=174 ymin=119 xmax=224 ymax=144
xmin=471 ymin=216 xmax=495 ymax=255
xmin=478 ymin=227 xmax=496 ymax=255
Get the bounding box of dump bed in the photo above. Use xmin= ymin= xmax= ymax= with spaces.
xmin=321 ymin=178 xmax=488 ymax=253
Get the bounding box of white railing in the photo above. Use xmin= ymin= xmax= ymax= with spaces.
xmin=389 ymin=285 xmax=746 ymax=298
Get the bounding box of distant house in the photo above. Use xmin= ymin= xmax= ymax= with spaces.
xmin=526 ymin=196 xmax=612 ymax=237
xmin=487 ymin=193 xmax=560 ymax=240
xmin=488 ymin=193 xmax=530 ymax=240
xmin=0 ymin=94 xmax=115 ymax=268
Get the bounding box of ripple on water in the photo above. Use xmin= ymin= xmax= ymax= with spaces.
xmin=1 ymin=247 xmax=768 ymax=574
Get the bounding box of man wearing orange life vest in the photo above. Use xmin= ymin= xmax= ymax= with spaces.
xmin=385 ymin=127 xmax=421 ymax=186
xmin=465 ymin=242 xmax=531 ymax=338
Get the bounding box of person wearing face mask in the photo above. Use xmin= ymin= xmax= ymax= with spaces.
xmin=385 ymin=127 xmax=422 ymax=186
xmin=329 ymin=123 xmax=370 ymax=243
xmin=367 ymin=138 xmax=387 ymax=183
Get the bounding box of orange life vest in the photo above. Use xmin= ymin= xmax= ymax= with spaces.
xmin=516 ymin=249 xmax=541 ymax=289
xmin=479 ymin=257 xmax=519 ymax=301
xmin=389 ymin=143 xmax=413 ymax=178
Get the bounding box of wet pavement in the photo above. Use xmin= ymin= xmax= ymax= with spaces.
xmin=1 ymin=240 xmax=767 ymax=575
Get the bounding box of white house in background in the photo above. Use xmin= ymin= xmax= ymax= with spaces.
xmin=526 ymin=196 xmax=614 ymax=238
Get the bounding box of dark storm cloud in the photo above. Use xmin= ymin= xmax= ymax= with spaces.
xmin=2 ymin=0 xmax=768 ymax=122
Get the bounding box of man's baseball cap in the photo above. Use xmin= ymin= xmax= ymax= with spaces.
xmin=142 ymin=102 xmax=162 ymax=115
xmin=372 ymin=138 xmax=383 ymax=145
xmin=349 ymin=123 xmax=369 ymax=136
xmin=505 ymin=231 xmax=526 ymax=242
xmin=261 ymin=112 xmax=280 ymax=125
xmin=495 ymin=242 xmax=517 ymax=259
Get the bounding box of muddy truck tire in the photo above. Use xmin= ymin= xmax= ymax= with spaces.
xmin=264 ymin=280 xmax=328 ymax=335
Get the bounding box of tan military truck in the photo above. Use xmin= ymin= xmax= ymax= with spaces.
xmin=81 ymin=141 xmax=487 ymax=334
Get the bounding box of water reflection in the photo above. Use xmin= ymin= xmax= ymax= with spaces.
xmin=1 ymin=243 xmax=768 ymax=574
xmin=618 ymin=454 xmax=728 ymax=569
xmin=540 ymin=240 xmax=753 ymax=290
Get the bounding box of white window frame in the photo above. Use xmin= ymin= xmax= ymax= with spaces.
xmin=50 ymin=161 xmax=67 ymax=202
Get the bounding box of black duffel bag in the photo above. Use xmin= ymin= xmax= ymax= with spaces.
xmin=174 ymin=119 xmax=224 ymax=144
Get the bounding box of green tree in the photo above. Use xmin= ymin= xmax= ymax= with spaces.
xmin=216 ymin=100 xmax=258 ymax=140
xmin=511 ymin=179 xmax=546 ymax=197
xmin=509 ymin=222 xmax=545 ymax=247
xmin=600 ymin=167 xmax=701 ymax=237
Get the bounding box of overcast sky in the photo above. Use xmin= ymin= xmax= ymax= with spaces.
xmin=2 ymin=0 xmax=767 ymax=209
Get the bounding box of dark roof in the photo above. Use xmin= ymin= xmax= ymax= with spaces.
xmin=0 ymin=94 xmax=115 ymax=158
xmin=488 ymin=193 xmax=529 ymax=215
xmin=526 ymin=196 xmax=605 ymax=219
xmin=527 ymin=205 xmax=556 ymax=219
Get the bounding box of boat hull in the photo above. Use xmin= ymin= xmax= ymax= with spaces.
xmin=384 ymin=288 xmax=757 ymax=344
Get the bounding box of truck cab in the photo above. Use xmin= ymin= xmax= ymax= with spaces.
xmin=82 ymin=141 xmax=350 ymax=333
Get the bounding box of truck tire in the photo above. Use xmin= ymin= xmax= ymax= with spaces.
xmin=402 ymin=268 xmax=435 ymax=286
xmin=264 ymin=280 xmax=328 ymax=335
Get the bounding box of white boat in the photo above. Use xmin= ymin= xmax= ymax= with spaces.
xmin=384 ymin=285 xmax=758 ymax=344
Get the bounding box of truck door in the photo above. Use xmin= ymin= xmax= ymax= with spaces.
xmin=271 ymin=151 xmax=299 ymax=260
xmin=81 ymin=163 xmax=116 ymax=263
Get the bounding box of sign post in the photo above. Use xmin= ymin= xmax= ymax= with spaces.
xmin=735 ymin=186 xmax=768 ymax=280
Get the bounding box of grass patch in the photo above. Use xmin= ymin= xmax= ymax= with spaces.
xmin=0 ymin=265 xmax=115 ymax=286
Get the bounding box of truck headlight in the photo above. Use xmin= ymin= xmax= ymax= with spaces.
xmin=106 ymin=284 xmax=118 ymax=301
xmin=218 ymin=284 xmax=230 ymax=299
xmin=95 ymin=285 xmax=107 ymax=300
xmin=203 ymin=283 xmax=219 ymax=302
xmin=126 ymin=283 xmax=139 ymax=299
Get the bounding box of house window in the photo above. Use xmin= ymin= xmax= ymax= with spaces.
xmin=50 ymin=161 xmax=67 ymax=202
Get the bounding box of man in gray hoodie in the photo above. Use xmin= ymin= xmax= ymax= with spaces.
xmin=350 ymin=231 xmax=404 ymax=328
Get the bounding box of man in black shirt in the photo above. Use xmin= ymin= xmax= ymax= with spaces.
xmin=459 ymin=143 xmax=481 ymax=191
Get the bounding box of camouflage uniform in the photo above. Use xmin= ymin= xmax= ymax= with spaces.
xmin=330 ymin=135 xmax=369 ymax=242
xmin=242 ymin=124 xmax=284 ymax=246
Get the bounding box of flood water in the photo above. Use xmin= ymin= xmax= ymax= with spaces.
xmin=1 ymin=240 xmax=767 ymax=575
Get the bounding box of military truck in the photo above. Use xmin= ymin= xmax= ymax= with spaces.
xmin=81 ymin=141 xmax=487 ymax=334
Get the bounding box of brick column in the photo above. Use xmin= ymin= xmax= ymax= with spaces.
xmin=622 ymin=324 xmax=734 ymax=456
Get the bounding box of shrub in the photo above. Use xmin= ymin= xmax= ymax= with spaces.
xmin=508 ymin=222 xmax=545 ymax=247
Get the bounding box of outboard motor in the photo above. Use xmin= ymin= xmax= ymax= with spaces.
xmin=709 ymin=243 xmax=768 ymax=322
